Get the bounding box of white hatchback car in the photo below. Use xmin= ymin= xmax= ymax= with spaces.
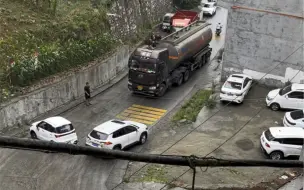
xmin=283 ymin=109 xmax=304 ymax=128
xmin=86 ymin=119 xmax=148 ymax=150
xmin=266 ymin=83 xmax=304 ymax=111
xmin=260 ymin=127 xmax=304 ymax=160
xmin=202 ymin=2 xmax=217 ymax=16
xmin=30 ymin=116 xmax=78 ymax=144
xmin=220 ymin=74 xmax=253 ymax=103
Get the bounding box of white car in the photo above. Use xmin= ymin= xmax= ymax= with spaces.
xmin=283 ymin=109 xmax=304 ymax=128
xmin=30 ymin=116 xmax=78 ymax=144
xmin=220 ymin=74 xmax=253 ymax=103
xmin=86 ymin=119 xmax=149 ymax=150
xmin=260 ymin=127 xmax=304 ymax=160
xmin=266 ymin=83 xmax=304 ymax=111
xmin=202 ymin=2 xmax=217 ymax=16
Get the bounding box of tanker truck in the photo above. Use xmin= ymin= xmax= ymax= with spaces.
xmin=127 ymin=20 xmax=212 ymax=97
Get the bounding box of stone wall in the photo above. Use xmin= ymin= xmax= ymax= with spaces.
xmin=0 ymin=46 xmax=130 ymax=130
xmin=219 ymin=0 xmax=304 ymax=87
xmin=108 ymin=0 xmax=172 ymax=38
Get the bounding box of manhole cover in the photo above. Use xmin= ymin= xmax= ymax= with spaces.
xmin=235 ymin=139 xmax=254 ymax=151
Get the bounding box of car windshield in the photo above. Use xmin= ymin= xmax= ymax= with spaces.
xmin=90 ymin=130 xmax=108 ymax=140
xmin=55 ymin=124 xmax=74 ymax=134
xmin=279 ymin=85 xmax=292 ymax=95
xmin=129 ymin=59 xmax=156 ymax=74
xmin=204 ymin=4 xmax=211 ymax=7
xmin=264 ymin=129 xmax=275 ymax=141
xmin=224 ymin=81 xmax=242 ymax=90
xmin=290 ymin=110 xmax=304 ymax=120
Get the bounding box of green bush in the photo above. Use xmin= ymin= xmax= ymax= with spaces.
xmin=205 ymin=96 xmax=216 ymax=109
xmin=7 ymin=34 xmax=116 ymax=87
xmin=0 ymin=6 xmax=115 ymax=87
xmin=172 ymin=89 xmax=212 ymax=122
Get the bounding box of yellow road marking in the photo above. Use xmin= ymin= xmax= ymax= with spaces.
xmin=119 ymin=112 xmax=157 ymax=122
xmin=123 ymin=110 xmax=162 ymax=119
xmin=117 ymin=115 xmax=154 ymax=125
xmin=116 ymin=104 xmax=167 ymax=126
xmin=127 ymin=107 xmax=165 ymax=116
xmin=132 ymin=104 xmax=167 ymax=113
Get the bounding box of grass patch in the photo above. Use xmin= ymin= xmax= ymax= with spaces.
xmin=172 ymin=89 xmax=212 ymax=122
xmin=136 ymin=165 xmax=168 ymax=183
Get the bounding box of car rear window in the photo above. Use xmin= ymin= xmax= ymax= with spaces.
xmin=264 ymin=129 xmax=275 ymax=141
xmin=290 ymin=110 xmax=304 ymax=120
xmin=224 ymin=81 xmax=242 ymax=90
xmin=90 ymin=130 xmax=108 ymax=140
xmin=55 ymin=124 xmax=74 ymax=134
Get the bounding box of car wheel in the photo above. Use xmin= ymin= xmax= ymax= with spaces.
xmin=113 ymin=145 xmax=121 ymax=151
xmin=270 ymin=103 xmax=280 ymax=111
xmin=30 ymin=131 xmax=37 ymax=139
xmin=270 ymin=151 xmax=283 ymax=160
xmin=140 ymin=133 xmax=148 ymax=145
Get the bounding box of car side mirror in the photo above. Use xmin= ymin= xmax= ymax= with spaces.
xmin=36 ymin=126 xmax=39 ymax=131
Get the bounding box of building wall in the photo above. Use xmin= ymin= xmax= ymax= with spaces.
xmin=219 ymin=0 xmax=304 ymax=87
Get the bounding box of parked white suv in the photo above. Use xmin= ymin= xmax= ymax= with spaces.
xmin=266 ymin=83 xmax=304 ymax=111
xmin=220 ymin=74 xmax=253 ymax=103
xmin=260 ymin=127 xmax=304 ymax=160
xmin=283 ymin=109 xmax=304 ymax=128
xmin=30 ymin=116 xmax=78 ymax=144
xmin=86 ymin=119 xmax=148 ymax=150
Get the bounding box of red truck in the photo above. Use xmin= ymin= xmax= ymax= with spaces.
xmin=161 ymin=10 xmax=200 ymax=33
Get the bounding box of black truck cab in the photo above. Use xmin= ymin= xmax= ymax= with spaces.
xmin=128 ymin=47 xmax=169 ymax=96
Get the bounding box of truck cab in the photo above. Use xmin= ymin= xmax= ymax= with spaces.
xmin=128 ymin=47 xmax=169 ymax=97
xmin=161 ymin=13 xmax=174 ymax=32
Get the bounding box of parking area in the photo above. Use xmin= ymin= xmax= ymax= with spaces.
xmin=125 ymin=84 xmax=291 ymax=188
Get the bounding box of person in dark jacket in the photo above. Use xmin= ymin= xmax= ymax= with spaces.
xmin=84 ymin=82 xmax=92 ymax=106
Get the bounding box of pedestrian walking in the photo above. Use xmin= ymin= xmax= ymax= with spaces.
xmin=84 ymin=82 xmax=92 ymax=106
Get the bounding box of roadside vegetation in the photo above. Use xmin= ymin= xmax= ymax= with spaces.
xmin=0 ymin=0 xmax=155 ymax=103
xmin=172 ymin=89 xmax=213 ymax=122
xmin=173 ymin=0 xmax=200 ymax=9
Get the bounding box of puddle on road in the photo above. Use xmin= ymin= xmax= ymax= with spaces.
xmin=235 ymin=138 xmax=254 ymax=151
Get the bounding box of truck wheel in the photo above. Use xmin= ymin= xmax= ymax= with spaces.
xmin=177 ymin=75 xmax=183 ymax=86
xmin=199 ymin=56 xmax=205 ymax=68
xmin=205 ymin=54 xmax=211 ymax=64
xmin=157 ymin=84 xmax=167 ymax=97
xmin=183 ymin=70 xmax=190 ymax=82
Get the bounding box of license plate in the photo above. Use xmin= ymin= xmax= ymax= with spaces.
xmin=227 ymin=93 xmax=232 ymax=96
xmin=137 ymin=85 xmax=143 ymax=90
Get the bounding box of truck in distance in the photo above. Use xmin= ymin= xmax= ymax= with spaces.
xmin=127 ymin=20 xmax=213 ymax=97
xmin=161 ymin=10 xmax=200 ymax=33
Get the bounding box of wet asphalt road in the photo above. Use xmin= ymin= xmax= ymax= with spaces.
xmin=0 ymin=7 xmax=228 ymax=190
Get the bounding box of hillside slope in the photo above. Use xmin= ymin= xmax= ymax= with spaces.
xmin=0 ymin=0 xmax=116 ymax=101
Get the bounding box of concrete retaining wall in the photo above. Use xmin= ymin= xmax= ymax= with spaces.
xmin=219 ymin=0 xmax=304 ymax=87
xmin=0 ymin=46 xmax=130 ymax=130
